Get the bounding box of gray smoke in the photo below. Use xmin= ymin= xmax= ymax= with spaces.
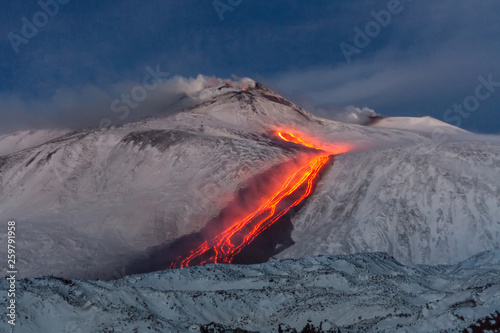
xmin=0 ymin=74 xmax=255 ymax=135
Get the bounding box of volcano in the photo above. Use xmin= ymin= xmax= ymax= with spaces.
xmin=0 ymin=81 xmax=499 ymax=281
xmin=1 ymin=80 xmax=500 ymax=332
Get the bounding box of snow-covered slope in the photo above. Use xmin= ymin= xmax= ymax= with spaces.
xmin=281 ymin=139 xmax=500 ymax=265
xmin=0 ymin=82 xmax=499 ymax=280
xmin=370 ymin=116 xmax=468 ymax=136
xmin=0 ymin=128 xmax=295 ymax=279
xmin=0 ymin=84 xmax=342 ymax=279
xmin=2 ymin=250 xmax=499 ymax=333
xmin=0 ymin=129 xmax=70 ymax=156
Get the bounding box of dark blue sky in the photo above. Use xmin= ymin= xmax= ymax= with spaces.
xmin=1 ymin=0 xmax=500 ymax=134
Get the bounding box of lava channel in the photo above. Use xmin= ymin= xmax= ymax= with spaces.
xmin=170 ymin=131 xmax=339 ymax=268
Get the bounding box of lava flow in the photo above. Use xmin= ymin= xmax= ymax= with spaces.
xmin=170 ymin=131 xmax=338 ymax=268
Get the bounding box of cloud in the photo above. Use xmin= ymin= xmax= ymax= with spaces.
xmin=267 ymin=42 xmax=500 ymax=132
xmin=2 ymin=0 xmax=500 ymax=133
xmin=264 ymin=0 xmax=500 ymax=133
xmin=0 ymin=74 xmax=255 ymax=135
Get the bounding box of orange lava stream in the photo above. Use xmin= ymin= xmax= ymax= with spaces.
xmin=278 ymin=131 xmax=321 ymax=150
xmin=170 ymin=131 xmax=333 ymax=268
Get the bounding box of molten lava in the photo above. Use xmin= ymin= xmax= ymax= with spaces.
xmin=170 ymin=131 xmax=338 ymax=268
xmin=278 ymin=131 xmax=321 ymax=150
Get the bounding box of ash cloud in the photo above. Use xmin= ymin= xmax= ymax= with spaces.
xmin=0 ymin=74 xmax=255 ymax=135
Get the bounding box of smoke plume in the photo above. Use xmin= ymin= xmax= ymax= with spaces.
xmin=0 ymin=74 xmax=255 ymax=135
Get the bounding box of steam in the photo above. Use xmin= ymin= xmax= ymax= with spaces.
xmin=285 ymin=92 xmax=378 ymax=125
xmin=315 ymin=105 xmax=377 ymax=124
xmin=0 ymin=74 xmax=255 ymax=135
xmin=162 ymin=75 xmax=255 ymax=99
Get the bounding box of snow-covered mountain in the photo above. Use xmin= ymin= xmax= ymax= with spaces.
xmin=0 ymin=82 xmax=499 ymax=280
xmin=1 ymin=250 xmax=499 ymax=332
xmin=369 ymin=116 xmax=469 ymax=135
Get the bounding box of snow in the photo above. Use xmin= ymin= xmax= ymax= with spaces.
xmin=370 ymin=116 xmax=469 ymax=135
xmin=0 ymin=82 xmax=499 ymax=332
xmin=0 ymin=129 xmax=71 ymax=156
xmin=0 ymin=83 xmax=498 ymax=281
xmin=281 ymin=140 xmax=500 ymax=266
xmin=1 ymin=251 xmax=499 ymax=332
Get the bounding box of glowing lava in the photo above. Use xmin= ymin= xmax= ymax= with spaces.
xmin=278 ymin=131 xmax=321 ymax=150
xmin=170 ymin=131 xmax=337 ymax=268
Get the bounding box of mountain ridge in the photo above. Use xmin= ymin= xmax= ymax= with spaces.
xmin=1 ymin=250 xmax=498 ymax=332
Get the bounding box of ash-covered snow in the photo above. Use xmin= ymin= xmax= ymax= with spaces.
xmin=1 ymin=250 xmax=499 ymax=332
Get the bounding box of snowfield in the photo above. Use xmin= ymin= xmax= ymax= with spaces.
xmin=281 ymin=139 xmax=500 ymax=266
xmin=0 ymin=129 xmax=70 ymax=157
xmin=1 ymin=250 xmax=499 ymax=332
xmin=370 ymin=116 xmax=469 ymax=135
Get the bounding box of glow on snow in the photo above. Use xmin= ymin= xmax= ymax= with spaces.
xmin=170 ymin=131 xmax=344 ymax=268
